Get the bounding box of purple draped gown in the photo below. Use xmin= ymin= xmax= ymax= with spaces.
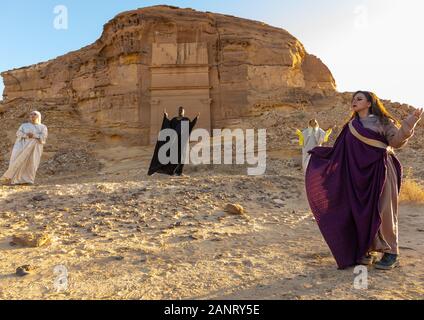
xmin=305 ymin=117 xmax=402 ymax=269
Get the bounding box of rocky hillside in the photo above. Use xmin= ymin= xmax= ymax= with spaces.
xmin=0 ymin=6 xmax=422 ymax=178
xmin=1 ymin=5 xmax=336 ymax=144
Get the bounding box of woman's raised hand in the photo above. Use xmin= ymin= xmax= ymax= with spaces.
xmin=413 ymin=107 xmax=423 ymax=119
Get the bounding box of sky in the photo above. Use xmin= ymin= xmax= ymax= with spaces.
xmin=0 ymin=0 xmax=423 ymax=107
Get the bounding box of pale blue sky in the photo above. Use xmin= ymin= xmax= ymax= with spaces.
xmin=1 ymin=0 xmax=423 ymax=107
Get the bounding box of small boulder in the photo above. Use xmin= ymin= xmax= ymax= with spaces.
xmin=224 ymin=204 xmax=245 ymax=215
xmin=11 ymin=233 xmax=52 ymax=248
xmin=16 ymin=265 xmax=37 ymax=277
xmin=32 ymin=195 xmax=48 ymax=202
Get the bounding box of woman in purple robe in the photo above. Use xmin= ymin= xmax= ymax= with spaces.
xmin=305 ymin=91 xmax=423 ymax=270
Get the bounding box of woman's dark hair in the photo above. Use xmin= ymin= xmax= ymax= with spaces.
xmin=349 ymin=91 xmax=400 ymax=127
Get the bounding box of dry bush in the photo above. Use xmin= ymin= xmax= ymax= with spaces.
xmin=400 ymin=168 xmax=424 ymax=204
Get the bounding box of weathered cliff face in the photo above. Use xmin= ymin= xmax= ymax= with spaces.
xmin=0 ymin=5 xmax=336 ymax=146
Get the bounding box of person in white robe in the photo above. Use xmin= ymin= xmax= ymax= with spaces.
xmin=296 ymin=119 xmax=332 ymax=173
xmin=1 ymin=111 xmax=48 ymax=185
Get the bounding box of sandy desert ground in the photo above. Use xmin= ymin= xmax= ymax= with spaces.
xmin=0 ymin=144 xmax=423 ymax=300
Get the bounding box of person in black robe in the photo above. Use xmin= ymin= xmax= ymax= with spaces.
xmin=148 ymin=107 xmax=199 ymax=176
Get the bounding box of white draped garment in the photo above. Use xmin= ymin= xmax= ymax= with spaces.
xmin=301 ymin=127 xmax=327 ymax=172
xmin=2 ymin=122 xmax=48 ymax=185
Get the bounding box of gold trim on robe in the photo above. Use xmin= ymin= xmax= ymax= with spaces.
xmin=348 ymin=121 xmax=394 ymax=155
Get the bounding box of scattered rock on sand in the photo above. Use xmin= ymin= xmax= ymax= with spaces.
xmin=242 ymin=259 xmax=254 ymax=268
xmin=224 ymin=204 xmax=245 ymax=215
xmin=32 ymin=194 xmax=48 ymax=202
xmin=273 ymin=199 xmax=285 ymax=205
xmin=11 ymin=233 xmax=52 ymax=248
xmin=16 ymin=265 xmax=37 ymax=277
xmin=112 ymin=256 xmax=125 ymax=261
xmin=1 ymin=212 xmax=12 ymax=219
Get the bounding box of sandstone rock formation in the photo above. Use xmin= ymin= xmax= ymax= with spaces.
xmin=0 ymin=5 xmax=336 ymax=146
xmin=1 ymin=5 xmax=421 ymax=180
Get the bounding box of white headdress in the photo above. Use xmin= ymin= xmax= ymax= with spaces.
xmin=31 ymin=111 xmax=42 ymax=124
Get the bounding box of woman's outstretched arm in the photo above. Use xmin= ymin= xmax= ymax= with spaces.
xmin=385 ymin=108 xmax=423 ymax=148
